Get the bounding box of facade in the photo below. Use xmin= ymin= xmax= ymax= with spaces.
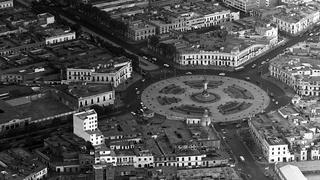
xmin=73 ymin=109 xmax=104 ymax=146
xmin=95 ymin=146 xmax=117 ymax=165
xmin=127 ymin=20 xmax=156 ymax=41
xmin=249 ymin=119 xmax=293 ymax=163
xmin=45 ymin=29 xmax=76 ymax=45
xmin=176 ymin=152 xmax=206 ymax=168
xmin=149 ymin=1 xmax=240 ymax=35
xmin=133 ymin=150 xmax=154 ymax=168
xmin=66 ymin=56 xmax=132 ymax=87
xmin=275 ymin=164 xmax=307 ymax=180
xmin=223 ymin=0 xmax=279 ymax=12
xmin=269 ymin=55 xmax=320 ymax=96
xmin=272 ymin=4 xmax=320 ymax=35
xmin=53 ymin=83 xmax=115 ymax=110
xmin=0 ymin=0 xmax=13 ymax=9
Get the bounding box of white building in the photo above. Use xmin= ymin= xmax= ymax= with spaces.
xmin=66 ymin=56 xmax=132 ymax=88
xmin=44 ymin=28 xmax=76 ymax=45
xmin=311 ymin=147 xmax=320 ymax=160
xmin=37 ymin=13 xmax=55 ymax=27
xmin=275 ymin=164 xmax=307 ymax=180
xmin=94 ymin=145 xmax=117 ymax=165
xmin=73 ymin=109 xmax=104 ymax=146
xmin=249 ymin=119 xmax=293 ymax=163
xmin=116 ymin=151 xmax=135 ymax=166
xmin=176 ymin=152 xmax=206 ymax=168
xmin=269 ymin=55 xmax=320 ymax=97
xmin=0 ymin=0 xmax=13 ymax=9
xmin=272 ymin=4 xmax=320 ymax=35
xmin=133 ymin=150 xmax=154 ymax=168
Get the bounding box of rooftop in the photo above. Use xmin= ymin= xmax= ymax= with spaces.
xmin=273 ymin=4 xmax=320 ymax=24
xmin=270 ymin=54 xmax=320 ymax=82
xmin=0 ymin=148 xmax=47 ymax=180
xmin=250 ymin=116 xmax=287 ymax=145
xmin=74 ymin=109 xmax=97 ymax=120
xmin=66 ymin=83 xmax=114 ymax=98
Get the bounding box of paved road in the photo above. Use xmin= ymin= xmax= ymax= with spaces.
xmin=216 ymin=124 xmax=271 ymax=180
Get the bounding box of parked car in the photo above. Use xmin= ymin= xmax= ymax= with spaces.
xmin=164 ymin=64 xmax=170 ymax=67
xmin=251 ymin=64 xmax=257 ymax=68
xmin=186 ymin=72 xmax=192 ymax=75
xmin=219 ymin=73 xmax=226 ymax=76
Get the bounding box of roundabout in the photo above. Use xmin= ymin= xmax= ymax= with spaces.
xmin=141 ymin=75 xmax=270 ymax=122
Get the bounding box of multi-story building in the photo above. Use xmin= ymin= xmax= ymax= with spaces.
xmin=272 ymin=4 xmax=320 ymax=35
xmin=73 ymin=109 xmax=104 ymax=146
xmin=0 ymin=0 xmax=13 ymax=9
xmin=43 ymin=28 xmax=76 ymax=45
xmin=0 ymin=148 xmax=48 ymax=180
xmin=92 ymin=0 xmax=148 ymax=12
xmin=174 ymin=28 xmax=277 ymax=67
xmin=66 ymin=56 xmax=132 ymax=87
xmin=269 ymin=55 xmax=320 ymax=96
xmin=133 ymin=150 xmax=154 ymax=168
xmin=249 ymin=118 xmax=294 ymax=163
xmin=222 ymin=0 xmax=279 ymax=12
xmin=176 ymin=150 xmax=206 ymax=168
xmin=148 ymin=1 xmax=240 ymax=34
xmin=53 ymin=83 xmax=115 ymax=110
xmin=94 ymin=145 xmax=117 ymax=165
xmin=127 ymin=20 xmax=156 ymax=41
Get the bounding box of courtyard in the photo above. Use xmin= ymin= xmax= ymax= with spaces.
xmin=141 ymin=75 xmax=270 ymax=122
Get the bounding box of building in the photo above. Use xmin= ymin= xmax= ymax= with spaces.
xmin=148 ymin=1 xmax=240 ymax=34
xmin=223 ymin=0 xmax=279 ymax=12
xmin=176 ymin=150 xmax=206 ymax=168
xmin=43 ymin=28 xmax=76 ymax=45
xmin=0 ymin=148 xmax=48 ymax=180
xmin=127 ymin=20 xmax=156 ymax=41
xmin=53 ymin=83 xmax=115 ymax=110
xmin=133 ymin=150 xmax=154 ymax=168
xmin=272 ymin=4 xmax=320 ymax=35
xmin=94 ymin=145 xmax=117 ymax=165
xmin=174 ymin=25 xmax=277 ymax=67
xmin=269 ymin=54 xmax=320 ymax=96
xmin=249 ymin=117 xmax=294 ymax=163
xmin=0 ymin=0 xmax=13 ymax=9
xmin=73 ymin=109 xmax=104 ymax=146
xmin=92 ymin=0 xmax=148 ymax=12
xmin=36 ymin=133 xmax=94 ymax=173
xmin=274 ymin=164 xmax=307 ymax=180
xmin=66 ymin=56 xmax=132 ymax=87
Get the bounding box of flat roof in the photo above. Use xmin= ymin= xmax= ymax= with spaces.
xmin=0 ymin=148 xmax=46 ymax=180
xmin=68 ymin=83 xmax=113 ymax=98
xmin=74 ymin=109 xmax=97 ymax=120
xmin=0 ymin=100 xmax=27 ymax=124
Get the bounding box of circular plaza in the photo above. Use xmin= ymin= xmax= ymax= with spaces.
xmin=141 ymin=75 xmax=270 ymax=122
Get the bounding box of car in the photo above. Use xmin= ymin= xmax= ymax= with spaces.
xmin=186 ymin=72 xmax=192 ymax=75
xmin=261 ymin=61 xmax=266 ymax=65
xmin=272 ymin=98 xmax=275 ymax=102
xmin=239 ymin=156 xmax=245 ymax=162
xmin=266 ymin=58 xmax=270 ymax=62
xmin=245 ymin=77 xmax=250 ymax=81
xmin=131 ymin=112 xmax=136 ymax=115
xmin=219 ymin=73 xmax=226 ymax=76
xmin=136 ymin=91 xmax=140 ymax=95
xmin=141 ymin=79 xmax=145 ymax=82
xmin=135 ymin=87 xmax=138 ymax=91
xmin=251 ymin=64 xmax=257 ymax=68
xmin=152 ymin=57 xmax=157 ymax=61
xmin=275 ymin=101 xmax=279 ymax=105
xmin=142 ymin=56 xmax=148 ymax=60
xmin=310 ymin=33 xmax=314 ymax=36
xmin=164 ymin=64 xmax=170 ymax=67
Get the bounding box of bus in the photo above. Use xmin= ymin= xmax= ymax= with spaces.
xmin=234 ymin=66 xmax=245 ymax=71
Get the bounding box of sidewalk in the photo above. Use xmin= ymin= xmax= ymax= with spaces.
xmin=261 ymin=73 xmax=296 ymax=98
